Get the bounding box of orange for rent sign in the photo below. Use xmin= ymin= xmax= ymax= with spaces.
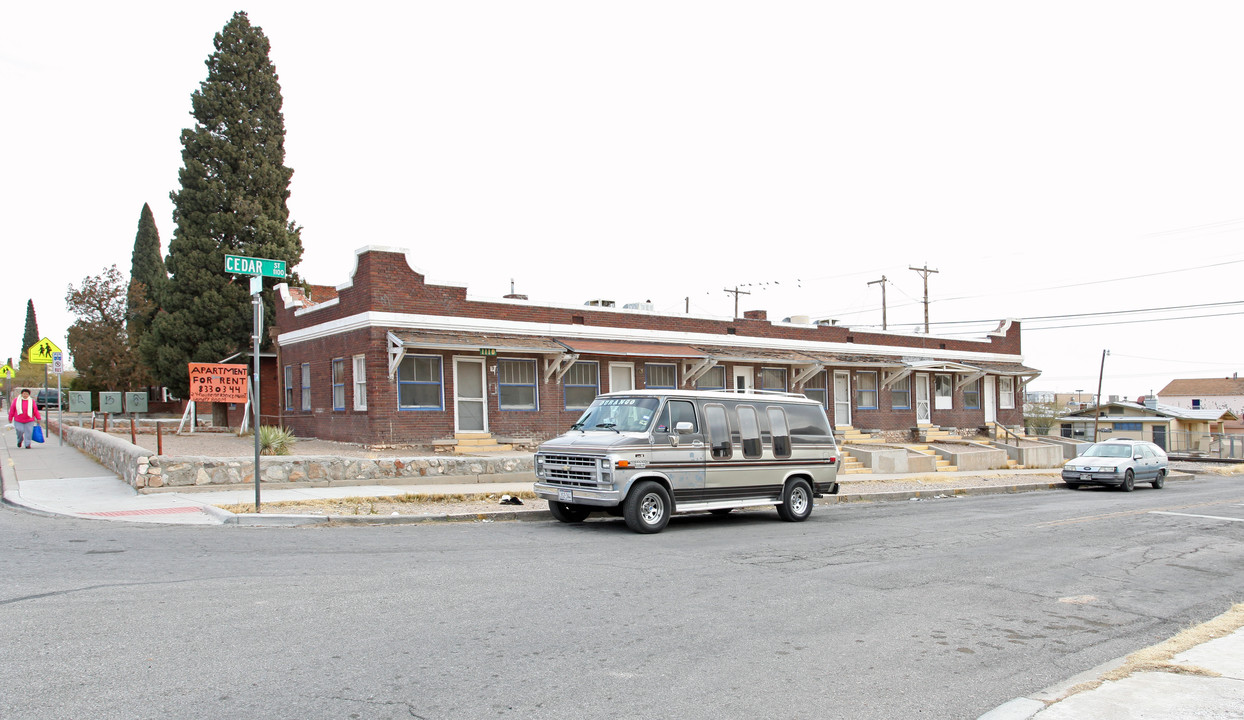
xmin=188 ymin=363 xmax=250 ymax=403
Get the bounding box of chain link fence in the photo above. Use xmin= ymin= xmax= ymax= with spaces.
xmin=1165 ymin=432 xmax=1244 ymax=460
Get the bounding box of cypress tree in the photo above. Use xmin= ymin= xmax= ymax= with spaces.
xmin=127 ymin=203 xmax=165 ymax=344
xmin=21 ymin=299 xmax=39 ymax=365
xmin=144 ymin=11 xmax=302 ymax=396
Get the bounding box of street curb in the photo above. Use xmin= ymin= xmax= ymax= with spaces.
xmin=224 ymin=509 xmax=555 ymax=526
xmin=822 ymin=481 xmax=1065 ymax=504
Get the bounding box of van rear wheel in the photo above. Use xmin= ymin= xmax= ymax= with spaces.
xmin=624 ymin=481 xmax=671 ymax=534
xmin=549 ymin=501 xmax=591 ymax=523
xmin=776 ymin=478 xmax=814 ymax=522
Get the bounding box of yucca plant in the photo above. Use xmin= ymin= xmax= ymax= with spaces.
xmin=257 ymin=425 xmax=297 ymax=456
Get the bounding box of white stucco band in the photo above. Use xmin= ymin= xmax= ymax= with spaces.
xmin=277 ymin=310 xmax=1028 ymax=366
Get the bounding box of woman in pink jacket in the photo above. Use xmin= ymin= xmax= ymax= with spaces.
xmin=8 ymin=388 xmax=42 ymax=449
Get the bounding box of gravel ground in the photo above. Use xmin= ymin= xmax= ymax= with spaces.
xmin=115 ymin=430 xmax=463 ymax=459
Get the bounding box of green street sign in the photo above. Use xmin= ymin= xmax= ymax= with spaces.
xmin=225 ymin=255 xmax=287 ymax=279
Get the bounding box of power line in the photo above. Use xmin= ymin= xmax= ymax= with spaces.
xmin=927 ymin=299 xmax=1244 ymax=327
xmin=960 ymin=310 xmax=1244 ymax=333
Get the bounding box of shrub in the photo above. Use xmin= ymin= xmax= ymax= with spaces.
xmin=257 ymin=425 xmax=296 ymax=456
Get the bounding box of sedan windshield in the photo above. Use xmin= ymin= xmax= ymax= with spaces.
xmin=571 ymin=396 xmax=661 ymax=433
xmin=1081 ymin=444 xmax=1132 ymax=458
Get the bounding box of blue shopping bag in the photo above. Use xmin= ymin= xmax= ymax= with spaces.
xmin=31 ymin=424 xmax=45 ymax=443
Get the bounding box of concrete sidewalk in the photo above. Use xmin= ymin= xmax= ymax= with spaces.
xmin=0 ymin=438 xmax=536 ymax=525
xmin=981 ymin=607 xmax=1244 ymax=719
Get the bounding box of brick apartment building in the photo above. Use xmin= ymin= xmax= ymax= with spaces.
xmin=272 ymin=246 xmax=1038 ymax=446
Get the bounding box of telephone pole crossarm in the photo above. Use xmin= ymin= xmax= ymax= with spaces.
xmin=723 ymin=286 xmax=752 ymax=319
xmin=908 ymin=264 xmax=939 ymax=333
xmin=867 ymin=275 xmax=888 ymax=330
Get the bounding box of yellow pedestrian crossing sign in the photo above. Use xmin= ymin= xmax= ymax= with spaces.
xmin=0 ymin=364 xmax=12 ymax=379
xmin=27 ymin=337 xmax=62 ymax=365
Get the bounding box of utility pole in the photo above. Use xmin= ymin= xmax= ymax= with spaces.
xmin=723 ymin=286 xmax=751 ymax=319
xmin=1091 ymin=349 xmax=1110 ymax=441
xmin=908 ymin=264 xmax=939 ymax=333
xmin=867 ymin=275 xmax=888 ymax=330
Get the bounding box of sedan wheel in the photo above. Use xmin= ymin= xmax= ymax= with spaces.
xmin=1152 ymin=469 xmax=1166 ymax=490
xmin=1121 ymin=469 xmax=1135 ymax=492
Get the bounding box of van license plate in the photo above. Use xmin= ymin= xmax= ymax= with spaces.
xmin=1080 ymin=473 xmax=1093 ymax=480
xmin=558 ymin=489 xmax=573 ymax=503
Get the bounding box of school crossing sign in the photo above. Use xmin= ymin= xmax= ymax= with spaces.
xmin=225 ymin=254 xmax=286 ymax=279
xmin=27 ymin=337 xmax=62 ymax=365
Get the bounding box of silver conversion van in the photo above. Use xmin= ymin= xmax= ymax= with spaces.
xmin=533 ymin=389 xmax=841 ymax=533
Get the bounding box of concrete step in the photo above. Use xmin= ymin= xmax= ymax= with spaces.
xmin=454 ymin=432 xmax=492 ymax=440
xmin=452 ymin=443 xmax=513 ymax=454
xmin=842 ymin=467 xmax=873 ymax=474
xmin=935 ymin=465 xmax=959 ymax=472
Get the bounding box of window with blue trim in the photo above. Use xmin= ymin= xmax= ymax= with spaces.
xmin=300 ymin=363 xmax=312 ymax=412
xmin=964 ymin=379 xmax=980 ymax=409
xmin=1114 ymin=422 xmax=1142 ymax=431
xmin=397 ymin=355 xmax=443 ymax=409
xmin=645 ymin=363 xmax=677 ymax=389
xmin=855 ymin=371 xmax=878 ymax=409
xmin=760 ymin=367 xmax=788 ymax=392
xmin=891 ymin=375 xmax=911 ymax=409
xmin=564 ymin=361 xmax=599 ymax=409
xmin=802 ymin=370 xmax=828 ymax=408
xmin=695 ymin=366 xmax=726 ymax=390
xmin=331 ymin=358 xmax=346 ymax=411
xmin=498 ymin=359 xmax=537 ymax=410
xmin=284 ymin=365 xmax=294 ymax=411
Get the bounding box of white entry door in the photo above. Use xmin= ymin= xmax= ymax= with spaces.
xmin=609 ymin=363 xmax=634 ymax=392
xmin=983 ymin=376 xmax=997 ymax=424
xmin=833 ymin=371 xmax=851 ymax=427
xmin=915 ymin=374 xmax=931 ymax=424
xmin=453 ymin=357 xmax=487 ymax=433
xmin=734 ymin=366 xmax=753 ymax=391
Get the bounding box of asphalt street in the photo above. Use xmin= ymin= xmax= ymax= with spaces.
xmin=1 ymin=476 xmax=1241 ymax=719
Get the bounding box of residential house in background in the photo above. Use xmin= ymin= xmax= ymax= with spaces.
xmin=1058 ymin=397 xmax=1238 ymax=454
xmin=1158 ymin=376 xmax=1244 ymax=435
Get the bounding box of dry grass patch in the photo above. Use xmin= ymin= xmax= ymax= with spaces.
xmin=1195 ymin=463 xmax=1244 ymax=476
xmin=1058 ymin=603 xmax=1244 ymax=701
xmin=217 ymin=490 xmax=539 ymax=515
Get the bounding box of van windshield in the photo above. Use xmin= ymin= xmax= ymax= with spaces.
xmin=571 ymin=396 xmax=662 ymax=433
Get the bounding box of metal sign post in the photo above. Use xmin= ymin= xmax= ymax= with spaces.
xmin=52 ymin=352 xmax=64 ymax=445
xmin=251 ymin=274 xmax=262 ymax=513
xmin=223 ymin=255 xmax=285 ymax=513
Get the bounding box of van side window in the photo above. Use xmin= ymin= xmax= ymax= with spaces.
xmin=767 ymin=407 xmax=791 ymax=459
xmin=737 ymin=405 xmax=762 ymax=459
xmin=705 ymin=404 xmax=732 ymax=460
xmin=785 ymin=404 xmax=832 ymax=440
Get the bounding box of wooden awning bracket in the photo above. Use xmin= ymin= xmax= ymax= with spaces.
xmin=387 ymin=332 xmax=408 ymax=379
xmin=956 ymin=370 xmax=987 ymax=390
xmin=792 ymin=363 xmax=825 ymax=389
xmin=682 ymin=358 xmax=718 ymax=387
xmin=543 ymin=352 xmax=580 ymax=383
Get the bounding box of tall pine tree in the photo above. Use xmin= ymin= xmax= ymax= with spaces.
xmin=127 ymin=203 xmax=165 ymax=345
xmin=21 ymin=299 xmax=39 ymax=366
xmin=143 ymin=11 xmax=302 ymax=396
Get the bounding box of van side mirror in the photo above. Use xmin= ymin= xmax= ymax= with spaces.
xmin=675 ymin=421 xmax=694 ymax=434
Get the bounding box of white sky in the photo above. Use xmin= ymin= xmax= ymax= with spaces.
xmin=3 ymin=2 xmax=1243 ymax=399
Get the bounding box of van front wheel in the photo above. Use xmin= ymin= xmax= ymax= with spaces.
xmin=624 ymin=481 xmax=671 ymax=534
xmin=777 ymin=478 xmax=814 ymax=522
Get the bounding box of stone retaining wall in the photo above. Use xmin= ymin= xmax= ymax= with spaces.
xmin=50 ymin=420 xmax=534 ymax=492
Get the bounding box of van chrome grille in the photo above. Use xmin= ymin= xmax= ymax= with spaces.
xmin=538 ymin=453 xmax=601 ymax=484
